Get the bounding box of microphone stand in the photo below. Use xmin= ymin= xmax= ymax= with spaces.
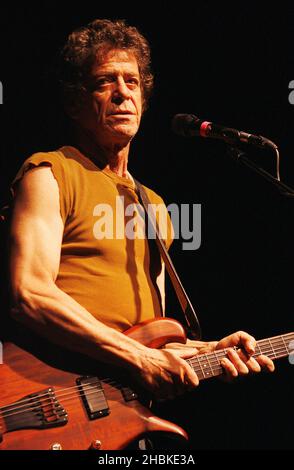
xmin=227 ymin=146 xmax=294 ymax=198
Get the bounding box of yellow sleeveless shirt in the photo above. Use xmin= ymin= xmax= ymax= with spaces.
xmin=12 ymin=146 xmax=173 ymax=332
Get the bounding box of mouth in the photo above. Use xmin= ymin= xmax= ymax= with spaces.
xmin=108 ymin=111 xmax=135 ymax=116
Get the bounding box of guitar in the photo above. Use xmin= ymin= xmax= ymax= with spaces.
xmin=0 ymin=318 xmax=293 ymax=450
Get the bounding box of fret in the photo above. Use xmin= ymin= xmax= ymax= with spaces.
xmin=256 ymin=334 xmax=294 ymax=359
xmin=194 ymin=356 xmax=205 ymax=380
xmin=281 ymin=336 xmax=289 ymax=354
xmin=255 ymin=342 xmax=262 ymax=356
xmin=196 ymin=350 xmax=225 ymax=380
xmin=186 ymin=358 xmax=192 ymax=370
xmin=257 ymin=334 xmax=294 ymax=356
xmin=187 ymin=358 xmax=202 ymax=380
xmin=186 ymin=333 xmax=294 ymax=383
xmin=258 ymin=338 xmax=275 ymax=358
xmin=198 ymin=354 xmax=213 ymax=378
xmin=268 ymin=338 xmax=277 ymax=358
xmin=206 ymin=353 xmax=215 ymax=377
xmin=213 ymin=350 xmax=224 ymax=377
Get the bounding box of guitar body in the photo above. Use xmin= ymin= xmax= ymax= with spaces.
xmin=1 ymin=317 xmax=292 ymax=450
xmin=0 ymin=318 xmax=188 ymax=450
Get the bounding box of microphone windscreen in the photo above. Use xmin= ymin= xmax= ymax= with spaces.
xmin=172 ymin=114 xmax=200 ymax=137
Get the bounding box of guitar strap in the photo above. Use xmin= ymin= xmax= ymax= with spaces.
xmin=134 ymin=178 xmax=202 ymax=339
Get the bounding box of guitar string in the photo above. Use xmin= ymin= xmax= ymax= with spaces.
xmin=0 ymin=334 xmax=287 ymax=418
xmin=2 ymin=332 xmax=292 ymax=415
xmin=0 ymin=336 xmax=292 ymax=418
xmin=189 ymin=344 xmax=290 ymax=366
xmin=0 ymin=344 xmax=291 ymax=420
xmin=0 ymin=386 xmax=131 ymax=426
xmin=0 ymin=346 xmax=287 ymax=423
xmin=0 ymin=348 xmax=290 ymax=422
xmin=0 ymin=339 xmax=290 ymax=416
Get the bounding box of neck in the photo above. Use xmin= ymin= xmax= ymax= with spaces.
xmin=106 ymin=146 xmax=130 ymax=178
xmin=74 ymin=127 xmax=131 ymax=178
xmin=187 ymin=332 xmax=294 ymax=381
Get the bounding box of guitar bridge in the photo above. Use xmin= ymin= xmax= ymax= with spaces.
xmin=2 ymin=388 xmax=68 ymax=433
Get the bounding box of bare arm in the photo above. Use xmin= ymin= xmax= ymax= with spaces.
xmin=9 ymin=167 xmax=199 ymax=399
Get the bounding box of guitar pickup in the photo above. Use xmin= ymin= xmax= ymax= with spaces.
xmin=76 ymin=376 xmax=109 ymax=420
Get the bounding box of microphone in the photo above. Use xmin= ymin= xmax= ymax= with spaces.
xmin=172 ymin=114 xmax=277 ymax=149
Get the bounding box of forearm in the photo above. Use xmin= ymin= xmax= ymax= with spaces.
xmin=11 ymin=281 xmax=148 ymax=372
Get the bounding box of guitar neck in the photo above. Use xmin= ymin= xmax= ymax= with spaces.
xmin=186 ymin=332 xmax=294 ymax=381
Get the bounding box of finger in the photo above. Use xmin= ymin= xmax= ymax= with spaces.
xmin=245 ymin=356 xmax=262 ymax=373
xmin=255 ymin=355 xmax=275 ymax=372
xmin=220 ymin=357 xmax=238 ymax=381
xmin=226 ymin=348 xmax=249 ymax=375
xmin=236 ymin=331 xmax=256 ymax=356
xmin=237 ymin=349 xmax=261 ymax=373
xmin=183 ymin=361 xmax=199 ymax=389
xmin=216 ymin=331 xmax=256 ymax=354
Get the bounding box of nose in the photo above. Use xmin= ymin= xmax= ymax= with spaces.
xmin=112 ymin=77 xmax=131 ymax=104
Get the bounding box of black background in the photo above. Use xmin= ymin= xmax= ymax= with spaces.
xmin=0 ymin=1 xmax=293 ymax=450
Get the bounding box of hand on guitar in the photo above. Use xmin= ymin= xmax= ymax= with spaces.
xmin=134 ymin=346 xmax=200 ymax=401
xmin=214 ymin=330 xmax=275 ymax=380
xmin=149 ymin=330 xmax=275 ymax=397
xmin=167 ymin=331 xmax=275 ymax=378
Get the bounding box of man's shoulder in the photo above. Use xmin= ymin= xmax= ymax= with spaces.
xmin=15 ymin=146 xmax=93 ymax=183
xmin=11 ymin=147 xmax=83 ymax=197
xmin=16 ymin=147 xmax=66 ymax=173
xmin=24 ymin=146 xmax=78 ymax=166
xmin=11 ymin=147 xmax=83 ymax=223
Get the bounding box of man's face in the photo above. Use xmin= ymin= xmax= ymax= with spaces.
xmin=74 ymin=49 xmax=143 ymax=147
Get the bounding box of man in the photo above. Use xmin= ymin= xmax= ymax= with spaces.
xmin=9 ymin=19 xmax=273 ymax=409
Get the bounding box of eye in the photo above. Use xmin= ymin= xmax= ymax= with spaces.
xmin=126 ymin=77 xmax=140 ymax=88
xmin=94 ymin=77 xmax=114 ymax=89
